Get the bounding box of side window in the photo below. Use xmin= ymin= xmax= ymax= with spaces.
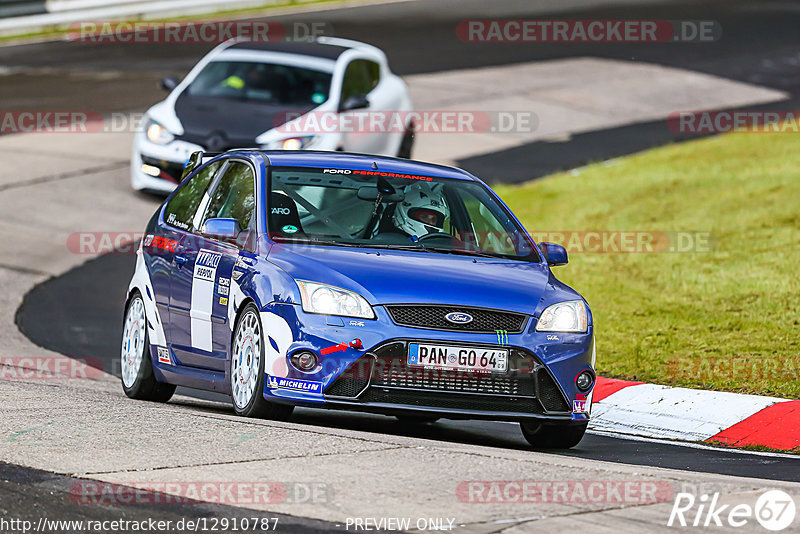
xmin=201 ymin=161 xmax=256 ymax=231
xmin=164 ymin=161 xmax=221 ymax=231
xmin=340 ymin=60 xmax=380 ymax=103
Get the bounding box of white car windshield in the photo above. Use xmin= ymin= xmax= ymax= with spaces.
xmin=267 ymin=167 xmax=541 ymax=261
xmin=187 ymin=61 xmax=332 ymax=106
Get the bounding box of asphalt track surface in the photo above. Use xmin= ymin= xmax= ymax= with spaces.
xmin=7 ymin=0 xmax=800 ymax=517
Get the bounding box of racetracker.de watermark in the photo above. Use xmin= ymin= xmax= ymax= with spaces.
xmin=275 ymin=110 xmax=537 ymax=134
xmin=668 ymin=110 xmax=800 ymax=133
xmin=667 ymin=355 xmax=800 ymax=381
xmin=529 ymin=231 xmax=714 ymax=253
xmin=67 ymin=20 xmax=331 ymax=43
xmin=457 ymin=480 xmax=674 ymax=504
xmin=69 ymin=481 xmax=331 ymax=505
xmin=457 ymin=19 xmax=720 ymax=42
xmin=0 ymin=357 xmax=103 ymax=380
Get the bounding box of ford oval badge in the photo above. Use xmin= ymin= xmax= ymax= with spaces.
xmin=445 ymin=312 xmax=473 ymax=325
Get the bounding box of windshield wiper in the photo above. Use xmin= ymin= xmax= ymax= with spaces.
xmin=424 ymin=247 xmax=499 ymax=258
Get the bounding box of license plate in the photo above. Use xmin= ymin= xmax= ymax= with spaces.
xmin=408 ymin=343 xmax=508 ymax=373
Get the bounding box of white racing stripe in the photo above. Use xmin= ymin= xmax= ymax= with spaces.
xmin=190 ymin=249 xmax=221 ymax=352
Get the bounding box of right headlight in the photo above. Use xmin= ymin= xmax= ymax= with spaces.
xmin=296 ymin=280 xmax=375 ymax=319
xmin=535 ymin=300 xmax=588 ymax=333
xmin=145 ymin=119 xmax=174 ymax=145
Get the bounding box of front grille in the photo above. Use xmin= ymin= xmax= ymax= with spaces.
xmin=536 ymin=368 xmax=571 ymax=412
xmin=371 ymin=341 xmax=534 ymax=396
xmin=385 ymin=305 xmax=527 ymax=333
xmin=324 ymin=341 xmax=571 ymax=415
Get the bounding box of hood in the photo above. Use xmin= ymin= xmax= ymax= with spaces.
xmin=174 ymin=93 xmax=316 ymax=150
xmin=267 ymin=245 xmax=551 ymax=315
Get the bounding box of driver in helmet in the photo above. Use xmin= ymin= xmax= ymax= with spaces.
xmin=392 ymin=182 xmax=450 ymax=239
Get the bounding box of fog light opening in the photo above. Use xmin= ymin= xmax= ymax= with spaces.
xmin=575 ymin=370 xmax=594 ymax=392
xmin=291 ymin=351 xmax=318 ymax=372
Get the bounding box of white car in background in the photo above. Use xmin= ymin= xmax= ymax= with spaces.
xmin=132 ymin=37 xmax=414 ymax=193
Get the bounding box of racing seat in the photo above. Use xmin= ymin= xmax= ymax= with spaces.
xmin=269 ymin=192 xmax=305 ymax=238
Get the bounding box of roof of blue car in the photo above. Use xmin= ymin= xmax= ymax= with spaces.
xmin=254 ymin=150 xmax=477 ymax=181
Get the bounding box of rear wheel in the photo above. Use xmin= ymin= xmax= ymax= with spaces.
xmin=231 ymin=304 xmax=293 ymax=420
xmin=121 ymin=292 xmax=176 ymax=402
xmin=520 ymin=422 xmax=587 ymax=449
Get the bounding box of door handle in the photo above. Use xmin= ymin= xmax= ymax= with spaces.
xmin=175 ymin=255 xmax=187 ymax=268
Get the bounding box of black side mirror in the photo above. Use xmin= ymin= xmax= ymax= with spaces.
xmin=161 ymin=77 xmax=178 ymax=92
xmin=339 ymin=94 xmax=370 ymax=112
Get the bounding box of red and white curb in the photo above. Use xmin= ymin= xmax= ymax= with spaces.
xmin=589 ymin=377 xmax=800 ymax=451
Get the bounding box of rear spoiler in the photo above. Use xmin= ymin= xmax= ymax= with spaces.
xmin=179 ymin=151 xmax=224 ymax=181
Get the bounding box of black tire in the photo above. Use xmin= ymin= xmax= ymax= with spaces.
xmin=231 ymin=303 xmax=293 ymax=421
xmin=121 ymin=292 xmax=176 ymax=402
xmin=395 ymin=414 xmax=439 ymax=424
xmin=397 ymin=126 xmax=415 ymax=159
xmin=520 ymin=422 xmax=587 ymax=449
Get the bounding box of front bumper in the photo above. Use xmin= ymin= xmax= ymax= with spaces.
xmin=262 ymin=303 xmax=595 ymax=424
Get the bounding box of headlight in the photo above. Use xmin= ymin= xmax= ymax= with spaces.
xmin=535 ymin=300 xmax=588 ymax=333
xmin=263 ymin=136 xmax=317 ymax=150
xmin=145 ymin=120 xmax=174 ymax=145
xmin=296 ymin=280 xmax=374 ymax=319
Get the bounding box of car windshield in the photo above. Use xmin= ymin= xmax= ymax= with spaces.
xmin=268 ymin=167 xmax=540 ymax=261
xmin=186 ymin=61 xmax=331 ymax=106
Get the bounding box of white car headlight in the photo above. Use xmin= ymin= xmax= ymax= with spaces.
xmin=535 ymin=300 xmax=588 ymax=333
xmin=296 ymin=280 xmax=374 ymax=319
xmin=263 ymin=136 xmax=318 ymax=150
xmin=145 ymin=120 xmax=174 ymax=145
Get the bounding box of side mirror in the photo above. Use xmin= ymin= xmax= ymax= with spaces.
xmin=202 ymin=218 xmax=240 ymax=239
xmin=339 ymin=94 xmax=370 ymax=112
xmin=539 ymin=242 xmax=568 ymax=266
xmin=161 ymin=77 xmax=178 ymax=92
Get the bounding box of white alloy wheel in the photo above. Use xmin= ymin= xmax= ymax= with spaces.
xmin=121 ymin=295 xmax=146 ymax=388
xmin=232 ymin=309 xmax=262 ymax=409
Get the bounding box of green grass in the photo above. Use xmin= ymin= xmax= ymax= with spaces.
xmin=0 ymin=0 xmax=363 ymax=44
xmin=495 ymin=129 xmax=800 ymax=398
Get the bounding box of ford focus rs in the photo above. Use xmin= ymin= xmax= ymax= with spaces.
xmin=132 ymin=37 xmax=413 ymax=193
xmin=121 ymin=150 xmax=595 ymax=448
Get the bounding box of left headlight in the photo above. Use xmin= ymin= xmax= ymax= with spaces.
xmin=535 ymin=300 xmax=588 ymax=333
xmin=296 ymin=280 xmax=375 ymax=319
xmin=263 ymin=136 xmax=317 ymax=151
xmin=145 ymin=119 xmax=174 ymax=145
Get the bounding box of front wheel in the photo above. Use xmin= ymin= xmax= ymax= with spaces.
xmin=231 ymin=304 xmax=293 ymax=420
xmin=121 ymin=291 xmax=176 ymax=402
xmin=520 ymin=422 xmax=587 ymax=449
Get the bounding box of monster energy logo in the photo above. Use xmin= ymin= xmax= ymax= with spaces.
xmin=495 ymin=330 xmax=508 ymax=345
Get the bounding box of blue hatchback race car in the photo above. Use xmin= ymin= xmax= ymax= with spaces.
xmin=121 ymin=150 xmax=595 ymax=448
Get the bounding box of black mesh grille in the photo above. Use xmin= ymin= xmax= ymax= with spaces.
xmin=537 ymin=369 xmax=571 ymax=412
xmin=324 ymin=358 xmax=372 ymax=398
xmin=385 ymin=305 xmax=527 ymax=333
xmin=325 ymin=341 xmax=571 ymax=415
xmin=371 ymin=341 xmax=535 ymax=396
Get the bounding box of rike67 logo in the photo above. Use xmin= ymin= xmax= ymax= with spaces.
xmin=668 ymin=490 xmax=796 ymax=531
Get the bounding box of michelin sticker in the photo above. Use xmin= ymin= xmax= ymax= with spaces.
xmin=267 ymin=375 xmax=322 ymax=394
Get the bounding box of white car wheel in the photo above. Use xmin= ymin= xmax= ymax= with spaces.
xmin=232 ymin=308 xmax=261 ymax=409
xmin=121 ymin=295 xmax=146 ymax=388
